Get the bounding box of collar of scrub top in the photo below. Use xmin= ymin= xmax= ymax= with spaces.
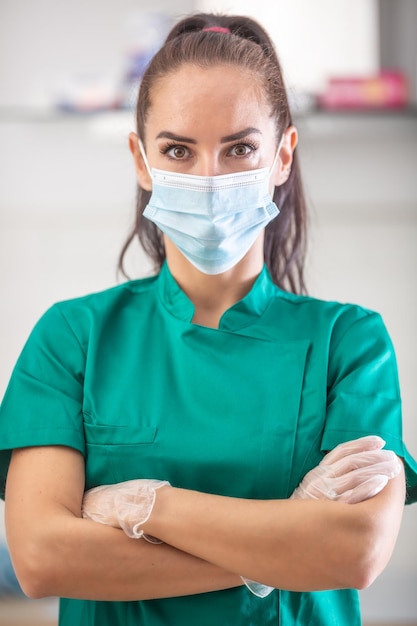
xmin=156 ymin=261 xmax=277 ymax=332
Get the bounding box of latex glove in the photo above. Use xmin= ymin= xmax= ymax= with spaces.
xmin=82 ymin=479 xmax=170 ymax=540
xmin=241 ymin=577 xmax=275 ymax=598
xmin=242 ymin=435 xmax=401 ymax=598
xmin=291 ymin=435 xmax=402 ymax=503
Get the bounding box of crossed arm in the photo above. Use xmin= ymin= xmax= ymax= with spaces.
xmin=5 ymin=443 xmax=405 ymax=601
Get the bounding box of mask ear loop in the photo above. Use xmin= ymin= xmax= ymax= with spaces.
xmin=138 ymin=139 xmax=153 ymax=180
xmin=269 ymin=136 xmax=284 ymax=178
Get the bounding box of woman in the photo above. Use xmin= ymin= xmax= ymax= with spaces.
xmin=1 ymin=12 xmax=416 ymax=626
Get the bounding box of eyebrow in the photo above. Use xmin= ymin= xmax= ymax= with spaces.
xmin=220 ymin=127 xmax=262 ymax=143
xmin=156 ymin=131 xmax=196 ymax=143
xmin=155 ymin=127 xmax=262 ymax=144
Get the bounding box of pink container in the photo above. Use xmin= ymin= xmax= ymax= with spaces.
xmin=318 ymin=71 xmax=409 ymax=110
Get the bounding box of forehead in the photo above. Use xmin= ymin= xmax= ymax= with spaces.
xmin=146 ymin=64 xmax=275 ymax=138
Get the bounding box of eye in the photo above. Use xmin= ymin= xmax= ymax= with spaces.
xmin=228 ymin=142 xmax=258 ymax=158
xmin=161 ymin=143 xmax=191 ymax=160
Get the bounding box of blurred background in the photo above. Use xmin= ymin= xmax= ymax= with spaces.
xmin=0 ymin=0 xmax=416 ymax=624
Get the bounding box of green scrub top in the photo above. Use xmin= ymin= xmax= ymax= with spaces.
xmin=1 ymin=262 xmax=416 ymax=626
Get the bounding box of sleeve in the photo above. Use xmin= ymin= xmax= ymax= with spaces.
xmin=322 ymin=306 xmax=417 ymax=504
xmin=0 ymin=303 xmax=87 ymax=499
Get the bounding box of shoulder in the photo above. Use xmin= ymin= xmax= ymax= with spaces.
xmin=269 ymin=285 xmax=384 ymax=339
xmin=56 ymin=274 xmax=159 ymax=312
xmin=26 ymin=274 xmax=160 ymax=348
xmin=268 ymin=286 xmax=397 ymax=369
xmin=53 ymin=274 xmax=158 ymax=317
xmin=269 ymin=288 xmax=399 ymax=392
xmin=280 ymin=292 xmax=400 ymax=386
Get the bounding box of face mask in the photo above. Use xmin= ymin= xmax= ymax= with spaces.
xmin=139 ymin=141 xmax=280 ymax=275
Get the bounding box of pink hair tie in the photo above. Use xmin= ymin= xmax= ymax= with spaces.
xmin=202 ymin=26 xmax=231 ymax=34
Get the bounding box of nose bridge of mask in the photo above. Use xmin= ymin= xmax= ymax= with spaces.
xmin=138 ymin=138 xmax=283 ymax=187
xmin=149 ymin=168 xmax=272 ymax=218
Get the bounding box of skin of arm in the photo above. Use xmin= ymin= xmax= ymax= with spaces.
xmin=144 ymin=471 xmax=405 ymax=592
xmin=6 ymin=445 xmax=405 ymax=600
xmin=5 ymin=446 xmax=241 ymax=600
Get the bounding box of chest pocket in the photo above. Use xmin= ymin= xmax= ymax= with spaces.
xmin=83 ymin=422 xmax=157 ymax=489
xmin=83 ymin=333 xmax=310 ymax=499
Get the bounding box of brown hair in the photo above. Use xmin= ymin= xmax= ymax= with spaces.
xmin=119 ymin=12 xmax=308 ymax=294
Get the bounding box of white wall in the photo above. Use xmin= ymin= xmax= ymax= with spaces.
xmin=198 ymin=0 xmax=379 ymax=95
xmin=0 ymin=0 xmax=186 ymax=109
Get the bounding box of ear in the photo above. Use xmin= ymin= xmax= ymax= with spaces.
xmin=128 ymin=132 xmax=153 ymax=191
xmin=271 ymin=125 xmax=298 ymax=187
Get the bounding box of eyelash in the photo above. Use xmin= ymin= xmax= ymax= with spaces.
xmin=160 ymin=142 xmax=188 ymax=159
xmin=160 ymin=141 xmax=259 ymax=160
xmin=231 ymin=141 xmax=259 ymax=157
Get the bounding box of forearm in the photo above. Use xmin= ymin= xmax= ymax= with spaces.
xmin=144 ymin=488 xmax=355 ymax=591
xmin=79 ymin=436 xmax=404 ymax=594
xmin=5 ymin=447 xmax=240 ymax=600
xmin=144 ymin=474 xmax=405 ymax=592
xmin=8 ymin=511 xmax=240 ymax=600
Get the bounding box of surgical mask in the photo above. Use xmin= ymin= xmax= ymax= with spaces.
xmin=139 ymin=140 xmax=280 ymax=275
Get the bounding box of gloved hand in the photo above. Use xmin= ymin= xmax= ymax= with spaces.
xmin=82 ymin=479 xmax=170 ymax=540
xmin=242 ymin=435 xmax=401 ymax=598
xmin=241 ymin=577 xmax=275 ymax=598
xmin=291 ymin=435 xmax=402 ymax=503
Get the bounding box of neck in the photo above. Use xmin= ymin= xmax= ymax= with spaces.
xmin=165 ymin=239 xmax=264 ymax=328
